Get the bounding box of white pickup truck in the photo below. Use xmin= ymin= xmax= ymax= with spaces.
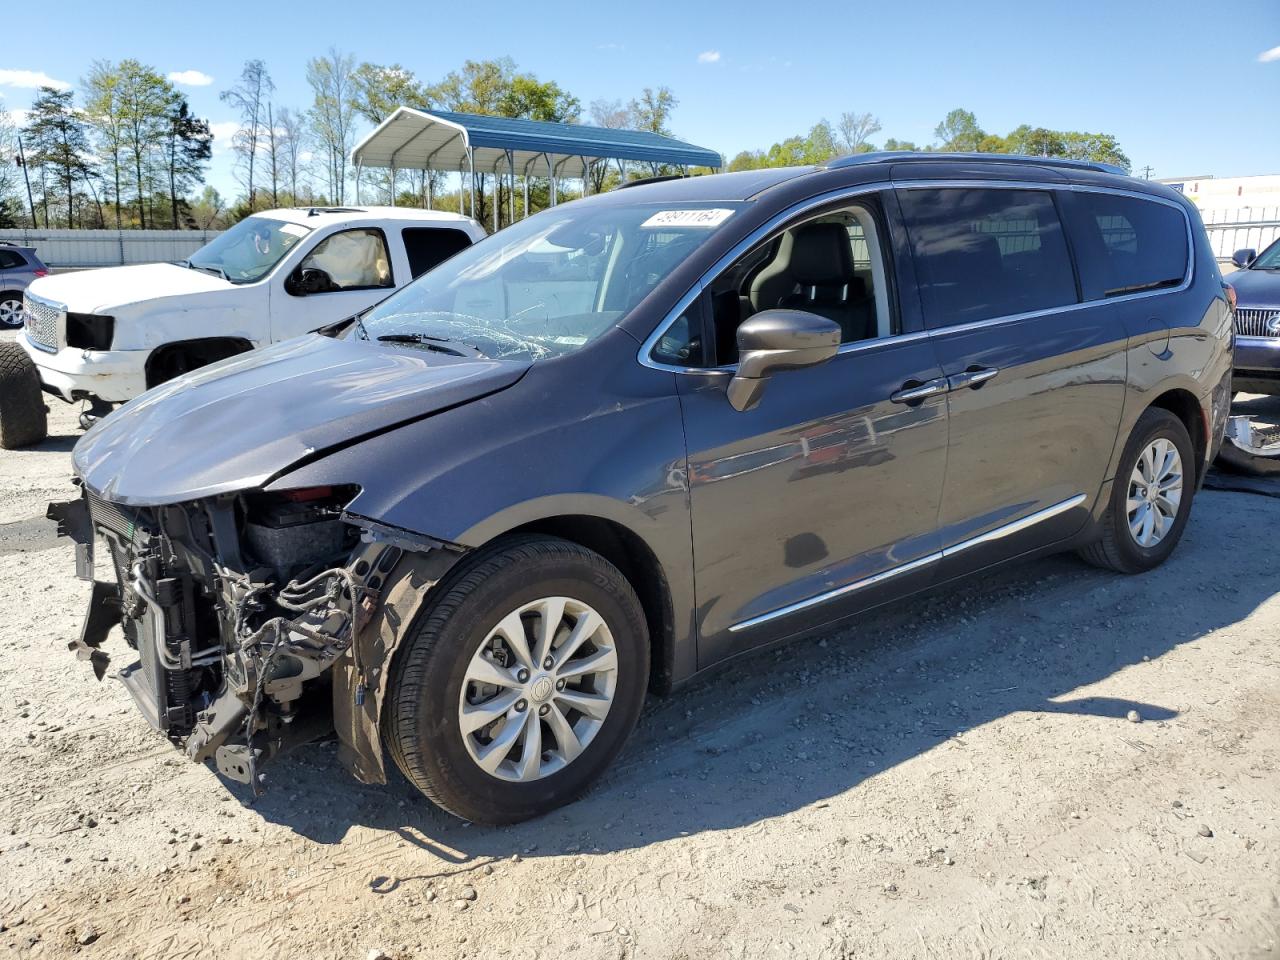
xmin=16 ymin=206 xmax=485 ymax=419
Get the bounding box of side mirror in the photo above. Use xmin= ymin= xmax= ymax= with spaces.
xmin=286 ymin=267 xmax=334 ymax=296
xmin=726 ymin=309 xmax=841 ymax=412
xmin=1232 ymin=248 xmax=1257 ymax=269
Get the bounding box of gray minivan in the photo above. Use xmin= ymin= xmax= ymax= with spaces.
xmin=53 ymin=153 xmax=1233 ymax=824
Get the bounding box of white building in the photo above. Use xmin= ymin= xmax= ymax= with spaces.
xmin=1156 ymin=174 xmax=1280 ymax=210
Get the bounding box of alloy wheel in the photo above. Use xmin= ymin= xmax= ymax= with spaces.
xmin=0 ymin=299 xmax=24 ymax=328
xmin=458 ymin=596 xmax=618 ymax=782
xmin=1126 ymin=437 xmax=1183 ymax=548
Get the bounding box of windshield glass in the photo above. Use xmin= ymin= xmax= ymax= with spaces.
xmin=1251 ymin=239 xmax=1280 ymax=270
xmin=188 ymin=216 xmax=312 ymax=283
xmin=359 ymin=202 xmax=743 ymax=361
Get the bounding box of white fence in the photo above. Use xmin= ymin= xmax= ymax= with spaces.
xmin=1200 ymin=207 xmax=1280 ymax=264
xmin=0 ymin=228 xmax=223 ymax=268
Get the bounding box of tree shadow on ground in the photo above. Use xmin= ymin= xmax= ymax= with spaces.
xmin=234 ymin=499 xmax=1274 ymax=874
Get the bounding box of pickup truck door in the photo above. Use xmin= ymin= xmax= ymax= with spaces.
xmin=269 ymin=227 xmax=403 ymax=341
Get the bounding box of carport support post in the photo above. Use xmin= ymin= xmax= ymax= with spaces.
xmin=507 ymin=150 xmax=515 ymax=225
xmin=467 ymin=147 xmax=476 ymax=219
xmin=389 ymin=161 xmax=396 ymax=206
xmin=617 ymin=158 xmax=626 ymax=188
xmin=547 ymin=154 xmax=556 ymax=207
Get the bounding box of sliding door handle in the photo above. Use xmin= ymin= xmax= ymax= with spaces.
xmin=890 ymin=377 xmax=948 ymax=405
xmin=947 ymin=367 xmax=998 ymax=391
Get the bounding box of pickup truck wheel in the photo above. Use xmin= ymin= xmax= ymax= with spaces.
xmin=1078 ymin=408 xmax=1194 ymax=574
xmin=384 ymin=535 xmax=649 ymax=824
xmin=0 ymin=340 xmax=48 ymax=449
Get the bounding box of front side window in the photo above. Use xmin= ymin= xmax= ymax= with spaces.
xmin=1061 ymin=192 xmax=1188 ymax=299
xmin=360 ymin=202 xmax=742 ymax=362
xmin=299 ymin=228 xmax=393 ymax=291
xmin=656 ymin=200 xmax=892 ymax=367
xmin=899 ymin=188 xmax=1077 ymax=327
xmin=187 ymin=216 xmax=312 ymax=284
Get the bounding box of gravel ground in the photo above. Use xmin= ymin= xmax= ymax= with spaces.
xmin=1 ymin=386 xmax=1279 ymax=960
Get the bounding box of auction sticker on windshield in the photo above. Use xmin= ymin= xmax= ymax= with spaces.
xmin=641 ymin=209 xmax=734 ymax=229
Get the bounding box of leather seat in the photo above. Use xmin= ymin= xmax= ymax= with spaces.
xmin=750 ymin=222 xmax=875 ymax=342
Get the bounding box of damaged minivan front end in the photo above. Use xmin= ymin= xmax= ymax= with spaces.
xmin=50 ymin=481 xmax=463 ymax=791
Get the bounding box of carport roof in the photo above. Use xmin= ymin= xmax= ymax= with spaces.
xmin=350 ymin=107 xmax=723 ymax=179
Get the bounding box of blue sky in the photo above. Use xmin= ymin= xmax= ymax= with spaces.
xmin=3 ymin=0 xmax=1278 ymax=199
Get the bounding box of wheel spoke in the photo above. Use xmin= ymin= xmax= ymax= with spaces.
xmin=553 ymin=610 xmax=602 ymax=667
xmin=544 ymin=702 xmax=583 ymax=763
xmin=474 ymin=711 xmax=527 ymax=775
xmin=515 ymin=712 xmax=542 ymax=781
xmin=464 ymin=654 xmax=519 ymax=690
xmin=492 ymin=610 xmax=534 ymax=671
xmin=460 ymin=689 xmax=520 ymax=734
xmin=555 ymin=688 xmax=612 ymax=721
xmin=1129 ymin=503 xmax=1148 ymax=538
xmin=533 ymin=596 xmax=566 ymax=666
xmin=1140 ymin=505 xmax=1156 ymax=544
xmin=557 ymin=645 xmax=617 ymax=681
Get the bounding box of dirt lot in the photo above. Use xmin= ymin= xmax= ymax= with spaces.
xmin=2 ymin=382 xmax=1279 ymax=960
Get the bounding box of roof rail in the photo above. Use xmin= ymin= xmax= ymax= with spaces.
xmin=821 ymin=151 xmax=1129 ymax=177
xmin=618 ymin=174 xmax=689 ymax=190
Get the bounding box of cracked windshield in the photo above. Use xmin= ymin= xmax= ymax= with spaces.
xmin=358 ymin=203 xmax=742 ymax=361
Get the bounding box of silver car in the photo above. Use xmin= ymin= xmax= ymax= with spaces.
xmin=0 ymin=242 xmax=49 ymax=328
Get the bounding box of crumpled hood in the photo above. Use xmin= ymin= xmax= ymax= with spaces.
xmin=27 ymin=262 xmax=231 ymax=313
xmin=74 ymin=335 xmax=530 ymax=505
xmin=1230 ymin=267 xmax=1280 ymax=307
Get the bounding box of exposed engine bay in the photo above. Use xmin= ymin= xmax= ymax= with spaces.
xmin=47 ymin=482 xmax=461 ymax=791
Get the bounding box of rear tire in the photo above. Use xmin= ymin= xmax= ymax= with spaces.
xmin=0 ymin=294 xmax=23 ymax=329
xmin=384 ymin=535 xmax=649 ymax=824
xmin=0 ymin=340 xmax=48 ymax=449
xmin=1078 ymin=407 xmax=1195 ymax=574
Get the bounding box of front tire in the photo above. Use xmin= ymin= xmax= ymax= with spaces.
xmin=1079 ymin=407 xmax=1195 ymax=573
xmin=384 ymin=536 xmax=649 ymax=824
xmin=0 ymin=340 xmax=48 ymax=449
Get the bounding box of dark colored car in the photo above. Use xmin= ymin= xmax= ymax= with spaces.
xmin=0 ymin=242 xmax=49 ymax=327
xmin=1226 ymin=239 xmax=1280 ymax=394
xmin=50 ymin=153 xmax=1233 ymax=824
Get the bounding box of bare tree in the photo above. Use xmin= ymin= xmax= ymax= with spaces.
xmin=276 ymin=106 xmax=305 ymax=202
xmin=837 ymin=111 xmax=882 ymax=155
xmin=306 ymin=48 xmax=356 ymax=204
xmin=220 ymin=60 xmax=274 ymax=210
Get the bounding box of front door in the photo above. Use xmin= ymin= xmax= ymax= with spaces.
xmin=895 ymin=186 xmax=1127 ymax=575
xmin=671 ymin=195 xmax=950 ymax=666
xmin=269 ymin=227 xmax=397 ymax=341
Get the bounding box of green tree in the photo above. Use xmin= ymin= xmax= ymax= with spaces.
xmin=24 ymin=86 xmax=91 ymax=227
xmin=934 ymin=108 xmax=985 ymax=151
xmin=117 ymin=61 xmax=175 ymax=227
xmin=164 ymin=98 xmax=212 ymax=227
xmin=83 ymin=60 xmax=128 ymax=227
xmin=882 ymin=138 xmax=919 ymax=151
xmin=351 ymin=62 xmax=428 ymax=124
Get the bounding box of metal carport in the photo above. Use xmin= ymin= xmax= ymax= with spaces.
xmin=350 ymin=107 xmax=722 ymax=227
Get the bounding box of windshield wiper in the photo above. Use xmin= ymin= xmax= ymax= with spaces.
xmin=186 ymin=261 xmax=229 ymax=281
xmin=376 ymin=333 xmax=486 ymax=358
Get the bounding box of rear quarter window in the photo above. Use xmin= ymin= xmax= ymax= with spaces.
xmin=897 ymin=188 xmax=1078 ymax=327
xmin=402 ymin=227 xmax=474 ymax=279
xmin=1060 ymin=192 xmax=1189 ymax=300
xmin=0 ymin=250 xmax=26 ymax=269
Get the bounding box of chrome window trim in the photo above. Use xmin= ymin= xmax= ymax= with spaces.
xmin=638 ymin=179 xmax=1197 ymax=374
xmin=728 ymin=493 xmax=1086 ymax=633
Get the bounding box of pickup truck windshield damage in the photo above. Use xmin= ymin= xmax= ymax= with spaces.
xmin=48 ymin=484 xmax=463 ymax=791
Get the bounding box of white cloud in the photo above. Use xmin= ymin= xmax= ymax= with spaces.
xmin=168 ymin=69 xmax=214 ymax=87
xmin=596 ymin=42 xmax=623 ymax=51
xmin=0 ymin=69 xmax=71 ymax=91
xmin=209 ymin=121 xmax=242 ymax=153
xmin=298 ymin=150 xmax=314 ymax=163
xmin=1259 ymin=45 xmax=1280 ymax=63
xmin=697 ymin=50 xmax=721 ymax=64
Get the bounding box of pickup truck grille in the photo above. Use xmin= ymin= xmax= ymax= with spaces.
xmin=1235 ymin=307 xmax=1280 ymax=338
xmin=22 ymin=293 xmax=61 ymax=352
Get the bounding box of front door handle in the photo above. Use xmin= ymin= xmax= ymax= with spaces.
xmin=890 ymin=377 xmax=948 ymax=405
xmin=947 ymin=367 xmax=999 ymax=391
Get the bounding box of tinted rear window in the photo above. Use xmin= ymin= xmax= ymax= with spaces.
xmin=402 ymin=227 xmax=473 ymax=279
xmin=1060 ymin=192 xmax=1188 ymax=300
xmin=0 ymin=250 xmax=26 ymax=269
xmin=898 ymin=188 xmax=1078 ymax=327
